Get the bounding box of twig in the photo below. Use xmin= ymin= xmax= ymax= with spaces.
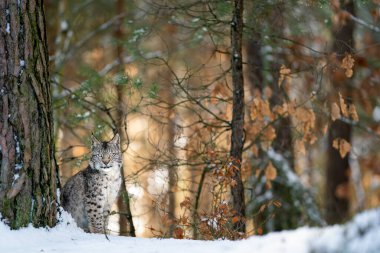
xmin=347 ymin=11 xmax=380 ymax=33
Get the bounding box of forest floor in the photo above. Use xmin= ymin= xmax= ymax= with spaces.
xmin=1 ymin=208 xmax=379 ymax=253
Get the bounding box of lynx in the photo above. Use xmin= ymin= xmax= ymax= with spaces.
xmin=61 ymin=133 xmax=122 ymax=233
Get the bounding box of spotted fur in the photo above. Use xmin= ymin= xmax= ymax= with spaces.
xmin=61 ymin=133 xmax=122 ymax=233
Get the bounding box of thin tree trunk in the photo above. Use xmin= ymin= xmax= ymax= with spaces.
xmin=192 ymin=166 xmax=209 ymax=239
xmin=265 ymin=3 xmax=293 ymax=168
xmin=230 ymin=0 xmax=246 ymax=234
xmin=326 ymin=0 xmax=355 ymax=224
xmin=246 ymin=34 xmax=263 ymax=96
xmin=0 ymin=0 xmax=58 ymax=228
xmin=159 ymin=23 xmax=177 ymax=237
xmin=167 ymin=100 xmax=176 ymax=237
xmin=114 ymin=0 xmax=136 ymax=236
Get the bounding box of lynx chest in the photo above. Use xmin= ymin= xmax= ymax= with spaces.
xmin=84 ymin=167 xmax=121 ymax=211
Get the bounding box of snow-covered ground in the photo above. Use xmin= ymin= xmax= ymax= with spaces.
xmin=1 ymin=208 xmax=380 ymax=253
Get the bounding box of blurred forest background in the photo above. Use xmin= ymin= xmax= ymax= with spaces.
xmin=44 ymin=0 xmax=380 ymax=239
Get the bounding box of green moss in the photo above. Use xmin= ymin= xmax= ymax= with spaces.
xmin=2 ymin=193 xmax=30 ymax=229
xmin=2 ymin=198 xmax=13 ymax=222
xmin=14 ymin=193 xmax=32 ymax=228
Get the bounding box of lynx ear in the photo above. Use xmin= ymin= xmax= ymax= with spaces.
xmin=91 ymin=134 xmax=101 ymax=146
xmin=109 ymin=133 xmax=120 ymax=146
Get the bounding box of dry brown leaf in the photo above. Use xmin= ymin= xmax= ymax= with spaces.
xmin=261 ymin=100 xmax=272 ymax=118
xmin=295 ymin=107 xmax=315 ymax=123
xmin=332 ymin=138 xmax=351 ymax=158
xmin=174 ymin=227 xmax=184 ymax=239
xmin=180 ymin=197 xmax=191 ymax=209
xmin=255 ymin=168 xmax=261 ymax=178
xmin=251 ymin=98 xmax=272 ymax=120
xmin=250 ymin=121 xmax=263 ymax=136
xmin=251 ymin=145 xmax=259 ymax=157
xmin=332 ymin=138 xmax=339 ymax=150
xmin=265 ymin=161 xmax=277 ymax=181
xmin=345 ymin=69 xmax=353 ymax=78
xmin=230 ymin=179 xmax=237 ymax=188
xmin=179 ymin=216 xmax=189 ymax=225
xmin=226 ymin=104 xmax=233 ymax=120
xmin=278 ymin=65 xmax=291 ymax=87
xmin=211 ymin=83 xmax=230 ymax=99
xmin=339 ymin=93 xmax=349 ymax=117
xmin=348 ymin=104 xmax=359 ymax=121
xmin=231 ymin=216 xmax=241 ymax=224
xmin=263 ymin=125 xmax=277 ymax=142
xmin=340 ymin=139 xmax=351 ymax=158
xmin=331 ymin=102 xmax=341 ymax=121
xmin=259 ymin=204 xmax=267 ymax=213
xmin=307 ymin=133 xmax=318 ymax=145
xmin=210 ymin=85 xmax=220 ymax=105
xmin=273 ymin=103 xmax=288 ymax=116
xmin=341 ymin=54 xmax=355 ymax=78
xmin=161 ymin=213 xmax=174 ymax=226
xmin=294 ymin=107 xmax=316 ymax=135
xmin=250 ymin=105 xmax=258 ymax=120
xmin=322 ymin=124 xmax=328 ymax=135
xmin=306 ymin=109 xmax=316 ymax=130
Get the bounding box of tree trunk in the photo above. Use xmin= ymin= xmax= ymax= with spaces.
xmin=246 ymin=34 xmax=263 ymax=96
xmin=163 ymin=54 xmax=176 ymax=238
xmin=114 ymin=0 xmax=136 ymax=237
xmin=326 ymin=0 xmax=355 ymax=225
xmin=230 ymin=0 xmax=246 ymax=234
xmin=0 ymin=0 xmax=58 ymax=228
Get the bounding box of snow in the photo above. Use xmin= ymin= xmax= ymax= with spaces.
xmin=147 ymin=168 xmax=169 ymax=195
xmin=373 ymin=106 xmax=380 ymax=122
xmin=267 ymin=148 xmax=299 ymax=184
xmin=6 ymin=23 xmax=10 ymax=34
xmin=12 ymin=173 xmax=19 ymax=182
xmin=174 ymin=135 xmax=187 ymax=149
xmin=126 ymin=184 xmax=144 ymax=199
xmin=311 ymin=208 xmax=380 ymax=253
xmin=1 ymin=208 xmax=380 ymax=253
xmin=60 ymin=20 xmax=69 ymax=31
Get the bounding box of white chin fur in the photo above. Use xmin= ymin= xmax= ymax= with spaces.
xmin=100 ymin=164 xmax=119 ymax=172
xmin=90 ymin=161 xmax=120 ymax=172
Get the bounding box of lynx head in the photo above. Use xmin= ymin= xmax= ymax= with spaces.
xmin=89 ymin=133 xmax=122 ymax=172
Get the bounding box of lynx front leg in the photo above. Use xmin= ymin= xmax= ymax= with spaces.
xmin=85 ymin=186 xmax=109 ymax=234
xmin=85 ymin=201 xmax=104 ymax=233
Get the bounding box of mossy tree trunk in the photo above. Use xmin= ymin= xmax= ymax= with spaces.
xmin=114 ymin=0 xmax=136 ymax=237
xmin=230 ymin=0 xmax=246 ymax=234
xmin=0 ymin=0 xmax=58 ymax=228
xmin=325 ymin=0 xmax=355 ymax=225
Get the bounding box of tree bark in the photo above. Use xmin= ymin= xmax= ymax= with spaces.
xmin=326 ymin=0 xmax=355 ymax=224
xmin=114 ymin=0 xmax=136 ymax=237
xmin=0 ymin=0 xmax=58 ymax=228
xmin=230 ymin=0 xmax=246 ymax=234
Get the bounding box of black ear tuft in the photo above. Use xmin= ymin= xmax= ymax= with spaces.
xmin=91 ymin=134 xmax=101 ymax=145
xmin=110 ymin=133 xmax=120 ymax=146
